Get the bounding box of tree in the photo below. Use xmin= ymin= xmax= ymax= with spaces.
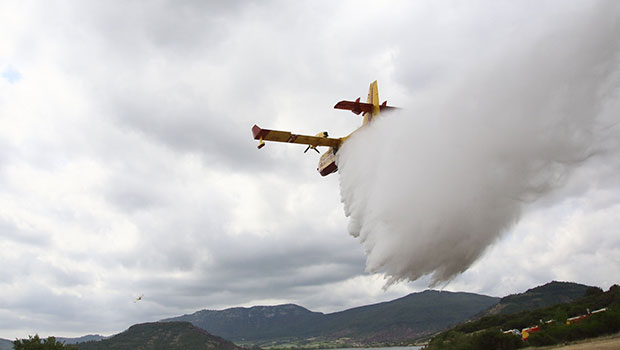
xmin=471 ymin=329 xmax=523 ymax=350
xmin=14 ymin=335 xmax=77 ymax=350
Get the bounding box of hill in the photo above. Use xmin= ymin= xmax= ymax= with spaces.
xmin=426 ymin=284 xmax=620 ymax=350
xmin=77 ymin=322 xmax=242 ymax=350
xmin=58 ymin=335 xmax=106 ymax=344
xmin=163 ymin=290 xmax=500 ymax=346
xmin=162 ymin=304 xmax=324 ymax=342
xmin=318 ymin=290 xmax=501 ymax=343
xmin=482 ymin=281 xmax=591 ymax=316
xmin=0 ymin=338 xmax=12 ymax=350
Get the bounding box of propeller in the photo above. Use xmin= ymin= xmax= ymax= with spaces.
xmin=304 ymin=145 xmax=320 ymax=154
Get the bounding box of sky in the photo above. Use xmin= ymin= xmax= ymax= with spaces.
xmin=1 ymin=0 xmax=620 ymax=340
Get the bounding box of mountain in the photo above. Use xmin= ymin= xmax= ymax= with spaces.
xmin=77 ymin=322 xmax=242 ymax=350
xmin=317 ymin=290 xmax=500 ymax=343
xmin=58 ymin=335 xmax=106 ymax=344
xmin=481 ymin=281 xmax=591 ymax=316
xmin=162 ymin=304 xmax=324 ymax=342
xmin=0 ymin=338 xmax=12 ymax=350
xmin=163 ymin=290 xmax=500 ymax=345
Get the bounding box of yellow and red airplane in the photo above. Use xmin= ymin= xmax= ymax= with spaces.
xmin=252 ymin=80 xmax=397 ymax=176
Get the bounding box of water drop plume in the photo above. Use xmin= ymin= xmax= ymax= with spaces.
xmin=337 ymin=3 xmax=620 ymax=287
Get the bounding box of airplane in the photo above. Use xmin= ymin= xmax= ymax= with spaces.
xmin=252 ymin=80 xmax=397 ymax=176
xmin=134 ymin=294 xmax=143 ymax=303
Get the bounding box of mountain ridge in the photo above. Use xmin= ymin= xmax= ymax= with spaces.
xmin=162 ymin=303 xmax=326 ymax=342
xmin=162 ymin=289 xmax=501 ymax=345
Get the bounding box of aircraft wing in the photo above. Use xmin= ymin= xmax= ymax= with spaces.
xmin=252 ymin=125 xmax=342 ymax=149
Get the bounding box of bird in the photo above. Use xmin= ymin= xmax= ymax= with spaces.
xmin=134 ymin=294 xmax=144 ymax=303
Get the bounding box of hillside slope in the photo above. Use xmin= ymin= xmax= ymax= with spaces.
xmin=77 ymin=322 xmax=242 ymax=350
xmin=426 ymin=284 xmax=620 ymax=350
xmin=318 ymin=290 xmax=500 ymax=342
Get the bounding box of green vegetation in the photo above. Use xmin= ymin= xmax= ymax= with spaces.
xmin=427 ymin=329 xmax=523 ymax=350
xmin=14 ymin=335 xmax=77 ymax=350
xmin=426 ymin=284 xmax=620 ymax=350
xmin=527 ymin=306 xmax=620 ymax=346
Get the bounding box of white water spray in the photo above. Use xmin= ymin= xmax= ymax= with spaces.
xmin=338 ymin=3 xmax=620 ymax=287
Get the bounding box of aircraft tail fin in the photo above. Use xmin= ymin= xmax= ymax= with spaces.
xmin=334 ymin=81 xmax=397 ymax=124
xmin=363 ymin=80 xmax=380 ymax=125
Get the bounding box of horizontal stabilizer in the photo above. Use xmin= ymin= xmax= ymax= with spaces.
xmin=334 ymin=100 xmax=398 ymax=114
xmin=334 ymin=100 xmax=373 ymax=115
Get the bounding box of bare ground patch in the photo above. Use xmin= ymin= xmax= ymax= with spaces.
xmin=525 ymin=332 xmax=620 ymax=350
